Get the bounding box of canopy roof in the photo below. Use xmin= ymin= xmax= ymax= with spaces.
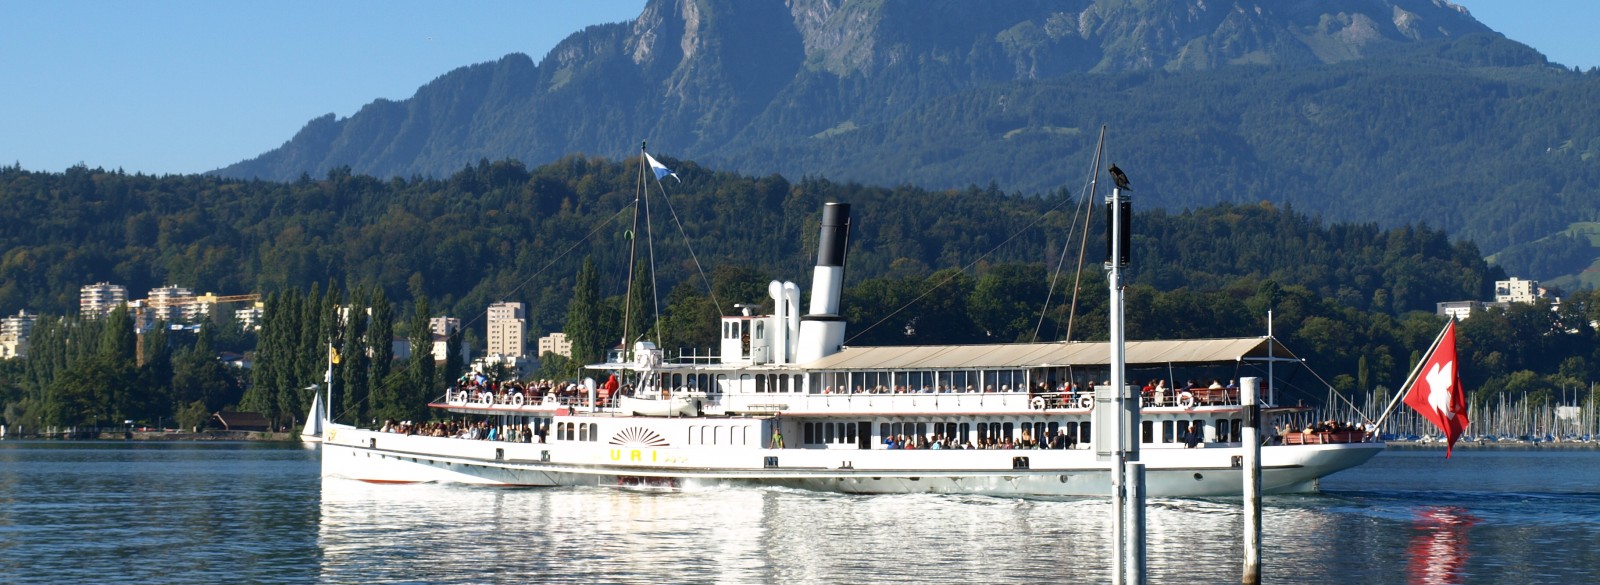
xmin=800 ymin=337 xmax=1299 ymax=371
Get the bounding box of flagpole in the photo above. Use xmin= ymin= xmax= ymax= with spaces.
xmin=1372 ymin=321 xmax=1452 ymax=431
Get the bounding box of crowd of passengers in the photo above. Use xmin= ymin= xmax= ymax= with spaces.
xmin=452 ymin=374 xmax=625 ymax=404
xmin=822 ymin=378 xmax=1244 ymax=396
xmin=882 ymin=428 xmax=1078 ymax=450
xmin=1288 ymin=419 xmax=1368 ymax=436
xmin=378 ymin=418 xmax=548 ymax=443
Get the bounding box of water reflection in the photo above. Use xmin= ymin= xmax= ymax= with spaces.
xmin=319 ymin=480 xmax=1300 ymax=583
xmin=1407 ymin=507 xmax=1476 ymax=585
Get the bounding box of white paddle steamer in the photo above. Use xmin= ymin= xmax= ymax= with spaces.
xmin=322 ymin=202 xmax=1381 ymax=496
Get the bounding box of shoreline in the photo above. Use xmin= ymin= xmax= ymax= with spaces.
xmin=1385 ymin=440 xmax=1600 ymax=450
xmin=1 ymin=430 xmax=296 ymax=442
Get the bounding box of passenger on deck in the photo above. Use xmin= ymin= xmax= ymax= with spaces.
xmin=1184 ymin=422 xmax=1202 ymax=448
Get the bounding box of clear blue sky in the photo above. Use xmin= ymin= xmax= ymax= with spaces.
xmin=0 ymin=0 xmax=1592 ymax=176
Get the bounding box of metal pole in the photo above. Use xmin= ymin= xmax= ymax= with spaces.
xmin=1107 ymin=183 xmax=1143 ymax=584
xmin=1125 ymin=460 xmax=1147 ymax=585
xmin=1242 ymin=376 xmax=1262 ymax=585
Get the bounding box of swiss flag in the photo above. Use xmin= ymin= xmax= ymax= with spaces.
xmin=1402 ymin=321 xmax=1470 ymax=457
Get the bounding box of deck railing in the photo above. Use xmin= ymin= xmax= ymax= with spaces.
xmin=1281 ymin=430 xmax=1369 ymax=445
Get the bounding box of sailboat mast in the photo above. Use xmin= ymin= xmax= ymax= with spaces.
xmin=1065 ymin=126 xmax=1107 ymax=343
xmin=622 ymin=142 xmax=647 ymax=352
xmin=326 ymin=343 xmax=335 ymax=427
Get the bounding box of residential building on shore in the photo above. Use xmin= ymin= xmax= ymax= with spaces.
xmin=80 ymin=282 xmax=127 ymax=318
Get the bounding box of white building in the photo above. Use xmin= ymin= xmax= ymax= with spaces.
xmin=486 ymin=302 xmax=525 ymax=358
xmin=1494 ymin=277 xmax=1542 ymax=304
xmin=430 ymin=317 xmax=461 ymax=338
xmin=80 ymin=282 xmax=128 ymax=318
xmin=1435 ymin=301 xmax=1481 ymax=321
xmin=0 ymin=309 xmax=34 ymax=359
xmin=1 ymin=309 xmax=35 ymax=338
xmin=148 ymin=285 xmax=200 ymax=323
xmin=235 ymin=305 xmax=264 ymax=331
xmin=538 ymin=331 xmax=572 ymax=358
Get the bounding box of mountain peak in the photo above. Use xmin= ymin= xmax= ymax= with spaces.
xmin=216 ymin=0 xmax=1522 ymax=183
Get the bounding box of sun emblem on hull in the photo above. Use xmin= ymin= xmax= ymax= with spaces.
xmin=610 ymin=426 xmax=670 ymax=447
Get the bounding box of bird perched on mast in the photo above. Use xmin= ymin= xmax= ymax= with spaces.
xmin=1108 ymin=164 xmax=1131 ymax=191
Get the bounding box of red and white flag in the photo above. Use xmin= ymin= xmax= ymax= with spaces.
xmin=1402 ymin=321 xmax=1470 ymax=457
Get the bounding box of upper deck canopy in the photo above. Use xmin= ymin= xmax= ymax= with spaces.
xmin=799 ymin=337 xmax=1298 ymax=371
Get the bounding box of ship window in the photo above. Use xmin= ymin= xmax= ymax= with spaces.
xmin=1141 ymin=420 xmax=1153 ymax=444
xmin=1002 ymin=422 xmax=1014 ymax=440
xmin=1163 ymin=420 xmax=1175 ymax=443
xmin=847 ymin=423 xmax=857 ymax=444
xmin=794 ymin=375 xmax=804 ymax=393
xmin=880 ymin=423 xmax=891 ymax=444
xmin=976 ymin=422 xmax=988 ymax=439
xmin=755 ymin=374 xmax=766 ymax=393
xmin=1047 ymin=422 xmax=1059 ymax=437
xmin=578 ymin=423 xmax=589 ymax=442
xmin=755 ymin=321 xmax=765 ymax=340
xmin=778 ymin=375 xmax=789 ymax=393
xmin=1078 ymin=422 xmax=1091 ymax=444
xmin=959 ymin=423 xmax=970 ymax=442
xmin=803 ymin=423 xmax=814 ymax=444
xmin=825 ymin=423 xmax=835 ymax=443
xmin=915 ymin=422 xmax=927 ymax=439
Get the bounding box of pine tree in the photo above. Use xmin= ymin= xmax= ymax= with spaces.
xmin=339 ymin=287 xmax=370 ymax=425
xmin=566 ymin=257 xmax=604 ymax=375
xmin=406 ymin=296 xmax=437 ymax=421
xmin=624 ymin=258 xmax=657 ymax=347
xmin=241 ymin=291 xmax=283 ymax=424
xmin=365 ymin=288 xmax=397 ymax=421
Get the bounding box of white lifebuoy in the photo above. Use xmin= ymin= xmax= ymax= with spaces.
xmin=1077 ymin=395 xmax=1093 ymax=409
xmin=477 ymin=392 xmax=494 ymax=406
xmin=1177 ymin=391 xmax=1195 ymax=409
xmin=511 ymin=393 xmax=526 ymax=407
xmin=1030 ymin=396 xmax=1047 ymax=410
xmin=448 ymin=391 xmax=466 ymax=405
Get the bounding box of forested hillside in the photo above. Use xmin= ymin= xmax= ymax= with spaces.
xmin=213 ymin=0 xmax=1600 ymax=279
xmin=7 ymin=157 xmax=1600 ymax=431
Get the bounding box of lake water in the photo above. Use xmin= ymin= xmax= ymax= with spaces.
xmin=2 ymin=441 xmax=1598 ymax=584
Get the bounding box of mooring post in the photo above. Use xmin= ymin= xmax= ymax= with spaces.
xmin=1242 ymin=376 xmax=1262 ymax=584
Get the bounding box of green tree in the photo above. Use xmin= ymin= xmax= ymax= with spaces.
xmin=405 ymin=296 xmax=437 ymax=420
xmin=623 ymin=258 xmax=656 ymax=347
xmin=339 ymin=288 xmax=371 ymax=426
xmin=566 ymin=257 xmax=605 ymax=369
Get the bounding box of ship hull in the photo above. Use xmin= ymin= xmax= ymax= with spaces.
xmin=322 ymin=425 xmax=1379 ymax=497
